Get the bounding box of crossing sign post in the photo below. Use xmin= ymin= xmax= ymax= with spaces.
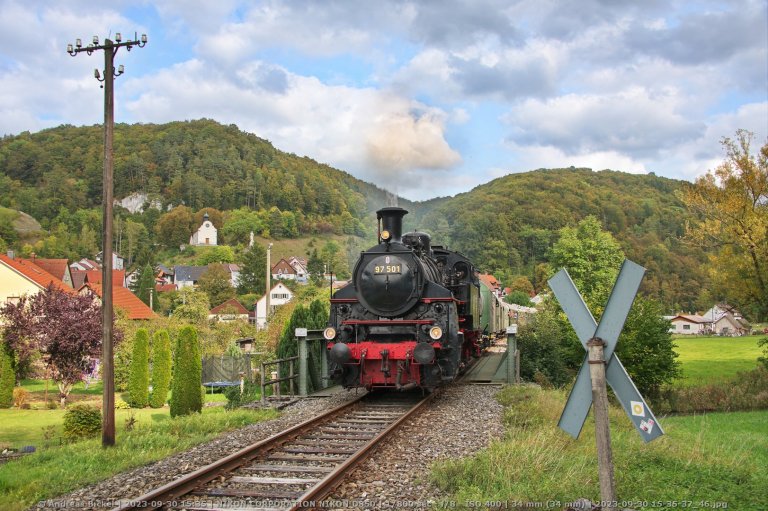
xmin=548 ymin=259 xmax=664 ymax=502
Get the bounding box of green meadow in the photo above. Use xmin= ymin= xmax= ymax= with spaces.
xmin=673 ymin=335 xmax=764 ymax=385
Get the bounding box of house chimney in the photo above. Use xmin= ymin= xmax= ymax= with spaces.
xmin=30 ymin=252 xmax=36 ymax=260
xmin=6 ymin=250 xmax=14 ymax=259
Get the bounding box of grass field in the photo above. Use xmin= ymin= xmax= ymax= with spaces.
xmin=1 ymin=379 xmax=230 ymax=447
xmin=432 ymin=386 xmax=768 ymax=510
xmin=673 ymin=335 xmax=764 ymax=385
xmin=0 ymin=406 xmax=278 ymax=511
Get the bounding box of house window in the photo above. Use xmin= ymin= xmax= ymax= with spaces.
xmin=6 ymin=296 xmax=21 ymax=305
xmin=272 ymin=293 xmax=289 ymax=300
xmin=683 ymin=324 xmax=690 ymax=330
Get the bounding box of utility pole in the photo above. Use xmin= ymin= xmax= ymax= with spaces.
xmin=67 ymin=33 xmax=147 ymax=447
xmin=265 ymin=243 xmax=273 ymax=327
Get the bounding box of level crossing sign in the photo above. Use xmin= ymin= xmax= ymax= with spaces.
xmin=548 ymin=259 xmax=664 ymax=443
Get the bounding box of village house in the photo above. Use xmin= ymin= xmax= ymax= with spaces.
xmin=174 ymin=264 xmax=239 ymax=288
xmin=22 ymin=257 xmax=74 ymax=288
xmin=702 ymin=304 xmax=751 ymax=336
xmin=174 ymin=265 xmax=208 ymax=288
xmin=94 ymin=251 xmax=125 ymax=271
xmin=271 ymin=258 xmax=297 ymax=280
xmin=189 ymin=212 xmax=217 ymax=246
xmin=668 ymin=314 xmax=710 ymax=335
xmin=254 ymin=282 xmax=294 ymax=329
xmin=78 ymin=282 xmax=155 ymax=320
xmin=0 ymin=252 xmax=75 ymax=306
xmin=208 ymin=298 xmax=250 ymax=323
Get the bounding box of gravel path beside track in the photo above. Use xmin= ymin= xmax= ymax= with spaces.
xmin=34 ymin=385 xmax=503 ymax=510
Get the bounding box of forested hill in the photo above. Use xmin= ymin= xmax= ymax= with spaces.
xmin=0 ymin=119 xmax=405 ymax=231
xmin=0 ymin=121 xmax=708 ymax=312
xmin=410 ymin=168 xmax=709 ymax=312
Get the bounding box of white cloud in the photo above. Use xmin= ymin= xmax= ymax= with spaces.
xmin=504 ymin=89 xmax=704 ymax=159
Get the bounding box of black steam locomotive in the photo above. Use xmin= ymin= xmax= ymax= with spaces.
xmin=323 ymin=207 xmax=482 ymax=390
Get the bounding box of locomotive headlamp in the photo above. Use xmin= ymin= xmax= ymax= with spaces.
xmin=429 ymin=326 xmax=443 ymax=340
xmin=323 ymin=327 xmax=337 ymax=340
xmin=380 ymin=230 xmax=391 ymax=241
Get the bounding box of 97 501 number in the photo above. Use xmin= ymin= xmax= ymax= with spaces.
xmin=374 ymin=264 xmax=402 ymax=274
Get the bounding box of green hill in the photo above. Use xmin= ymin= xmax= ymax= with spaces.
xmin=411 ymin=167 xmax=708 ymax=311
xmin=0 ymin=122 xmax=708 ymax=311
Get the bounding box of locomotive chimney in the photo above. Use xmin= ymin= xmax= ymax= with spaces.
xmin=377 ymin=207 xmax=408 ymax=243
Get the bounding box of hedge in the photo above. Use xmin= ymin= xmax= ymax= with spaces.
xmin=150 ymin=329 xmax=172 ymax=408
xmin=0 ymin=341 xmax=14 ymax=408
xmin=170 ymin=326 xmax=203 ymax=417
xmin=127 ymin=329 xmax=150 ymax=408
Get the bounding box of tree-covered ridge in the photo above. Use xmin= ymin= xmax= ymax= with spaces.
xmin=0 ymin=119 xmax=404 ymax=230
xmin=414 ymin=167 xmax=709 ymax=312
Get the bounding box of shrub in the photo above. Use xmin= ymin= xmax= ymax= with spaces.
xmin=654 ymin=366 xmax=768 ymax=414
xmin=127 ymin=329 xmax=150 ymax=408
xmin=224 ymin=381 xmax=261 ymax=410
xmin=114 ymin=398 xmax=131 ymax=410
xmin=0 ymin=342 xmax=14 ymax=408
xmin=12 ymin=387 xmax=28 ymax=408
xmin=63 ymin=404 xmax=102 ymax=441
xmin=150 ymin=330 xmax=172 ymax=408
xmin=170 ymin=326 xmax=203 ymax=417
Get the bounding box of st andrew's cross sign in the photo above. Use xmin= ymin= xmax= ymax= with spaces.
xmin=548 ymin=259 xmax=664 ymax=442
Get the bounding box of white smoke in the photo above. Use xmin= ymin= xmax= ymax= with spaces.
xmin=365 ymin=97 xmax=462 ymax=177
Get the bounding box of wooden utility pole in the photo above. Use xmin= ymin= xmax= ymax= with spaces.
xmin=67 ymin=33 xmax=147 ymax=447
xmin=587 ymin=337 xmax=616 ymax=504
xmin=101 ymin=41 xmax=116 ymax=446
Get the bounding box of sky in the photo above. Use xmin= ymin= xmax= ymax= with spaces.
xmin=0 ymin=1 xmax=766 ymax=201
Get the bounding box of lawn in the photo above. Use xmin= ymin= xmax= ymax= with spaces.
xmin=673 ymin=335 xmax=764 ymax=385
xmin=432 ymin=386 xmax=768 ymax=510
xmin=1 ymin=379 xmax=233 ymax=447
xmin=0 ymin=406 xmax=278 ymax=511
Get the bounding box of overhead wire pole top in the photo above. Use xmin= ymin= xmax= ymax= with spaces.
xmin=66 ymin=32 xmax=147 ymax=448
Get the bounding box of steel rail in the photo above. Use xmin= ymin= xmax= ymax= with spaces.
xmin=111 ymin=394 xmax=368 ymax=511
xmin=111 ymin=391 xmax=433 ymax=511
xmin=289 ymin=390 xmax=437 ymax=509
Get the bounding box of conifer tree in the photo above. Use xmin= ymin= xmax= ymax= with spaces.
xmin=0 ymin=340 xmax=14 ymax=408
xmin=131 ymin=264 xmax=157 ymax=310
xmin=127 ymin=329 xmax=150 ymax=408
xmin=149 ymin=329 xmax=172 ymax=408
xmin=170 ymin=326 xmax=203 ymax=417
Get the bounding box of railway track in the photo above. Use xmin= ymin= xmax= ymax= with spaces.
xmin=112 ymin=391 xmax=435 ymax=511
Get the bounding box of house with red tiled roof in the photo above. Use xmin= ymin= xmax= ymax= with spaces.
xmin=77 ymin=269 xmax=127 ymax=288
xmin=0 ymin=252 xmax=75 ymax=306
xmin=78 ymin=282 xmax=155 ymax=320
xmin=668 ymin=314 xmax=711 ymax=335
xmin=208 ymin=298 xmax=250 ymax=322
xmin=22 ymin=258 xmax=74 ymax=288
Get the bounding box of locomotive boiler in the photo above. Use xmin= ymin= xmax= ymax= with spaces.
xmin=324 ymin=207 xmax=482 ymax=390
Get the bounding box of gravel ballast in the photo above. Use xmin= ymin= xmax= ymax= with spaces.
xmin=35 ymin=385 xmax=503 ymax=510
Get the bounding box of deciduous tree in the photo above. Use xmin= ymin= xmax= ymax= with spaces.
xmin=198 ymin=264 xmax=236 ymax=307
xmin=0 ymin=287 xmax=115 ymax=407
xmin=680 ymin=130 xmax=768 ymax=320
xmin=549 ymin=215 xmax=624 ymax=306
xmin=155 ymin=205 xmax=194 ymax=248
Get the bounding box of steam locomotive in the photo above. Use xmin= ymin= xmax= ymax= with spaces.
xmin=323 ymin=207 xmax=482 ymax=391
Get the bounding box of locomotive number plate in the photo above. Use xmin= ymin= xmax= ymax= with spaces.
xmin=374 ymin=264 xmax=402 ymax=274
